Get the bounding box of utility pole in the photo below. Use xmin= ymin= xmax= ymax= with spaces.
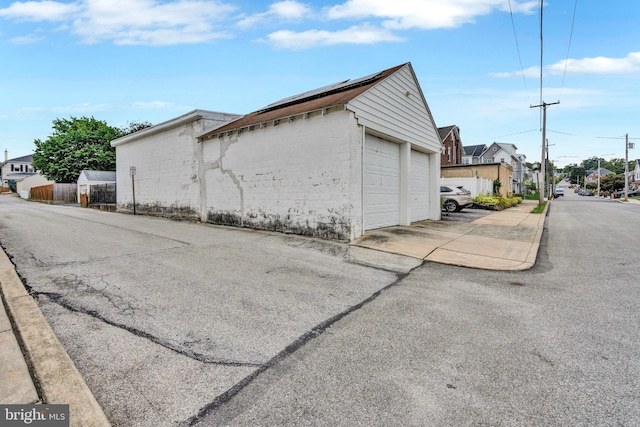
xmin=530 ymin=101 xmax=559 ymax=204
xmin=625 ymin=133 xmax=629 ymax=201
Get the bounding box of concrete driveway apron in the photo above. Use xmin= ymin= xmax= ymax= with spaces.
xmin=352 ymin=200 xmax=545 ymax=271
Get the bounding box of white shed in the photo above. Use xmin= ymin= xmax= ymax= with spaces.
xmin=111 ymin=63 xmax=443 ymax=241
xmin=77 ymin=170 xmax=116 ymax=203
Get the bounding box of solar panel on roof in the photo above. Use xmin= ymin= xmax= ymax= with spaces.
xmin=260 ymin=71 xmax=382 ymax=113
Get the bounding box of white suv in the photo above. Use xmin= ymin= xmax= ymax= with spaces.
xmin=440 ymin=185 xmax=473 ymax=212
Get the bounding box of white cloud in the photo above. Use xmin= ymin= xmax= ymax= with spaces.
xmin=0 ymin=0 xmax=236 ymax=45
xmin=327 ymin=0 xmax=537 ymax=30
xmin=9 ymin=33 xmax=44 ymax=44
xmin=262 ymin=23 xmax=403 ymax=49
xmin=73 ymin=0 xmax=236 ymax=45
xmin=494 ymin=52 xmax=640 ymax=78
xmin=238 ymin=1 xmax=310 ymax=30
xmin=0 ymin=1 xmax=81 ymax=21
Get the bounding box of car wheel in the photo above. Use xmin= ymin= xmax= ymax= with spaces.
xmin=444 ymin=199 xmax=458 ymax=212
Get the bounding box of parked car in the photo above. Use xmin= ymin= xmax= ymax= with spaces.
xmin=554 ymin=188 xmax=564 ymax=197
xmin=581 ymin=191 xmax=594 ymax=196
xmin=440 ymin=185 xmax=473 ymax=212
xmin=628 ymin=189 xmax=640 ymax=197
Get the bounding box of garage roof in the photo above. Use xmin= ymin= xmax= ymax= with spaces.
xmin=199 ymin=63 xmax=407 ymax=141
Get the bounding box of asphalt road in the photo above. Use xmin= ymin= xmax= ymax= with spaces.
xmin=2 ymin=187 xmax=639 ymax=426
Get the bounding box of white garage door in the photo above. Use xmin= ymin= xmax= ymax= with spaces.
xmin=364 ymin=135 xmax=400 ymax=230
xmin=410 ymin=150 xmax=430 ymax=222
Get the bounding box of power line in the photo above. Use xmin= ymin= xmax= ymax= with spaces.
xmin=507 ymin=0 xmax=531 ymax=104
xmin=491 ymin=129 xmax=538 ymax=139
xmin=559 ymin=0 xmax=578 ymax=100
xmin=538 ymin=0 xmax=544 ymax=109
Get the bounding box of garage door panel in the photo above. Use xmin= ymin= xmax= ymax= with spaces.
xmin=364 ymin=135 xmax=400 ymax=230
xmin=410 ymin=150 xmax=430 ymax=222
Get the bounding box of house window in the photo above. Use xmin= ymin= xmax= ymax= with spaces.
xmin=11 ymin=164 xmax=15 ymax=171
xmin=447 ymin=147 xmax=451 ymax=162
xmin=462 ymin=158 xmax=470 ymax=165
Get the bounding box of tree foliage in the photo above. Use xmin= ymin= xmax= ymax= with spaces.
xmin=600 ymin=174 xmax=626 ymax=192
xmin=32 ymin=116 xmax=152 ymax=183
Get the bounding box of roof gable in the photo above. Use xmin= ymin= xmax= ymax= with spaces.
xmin=438 ymin=125 xmax=457 ymax=141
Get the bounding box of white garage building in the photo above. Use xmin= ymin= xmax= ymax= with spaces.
xmin=112 ymin=63 xmax=443 ymax=241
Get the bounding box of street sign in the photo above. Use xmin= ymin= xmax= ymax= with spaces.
xmin=130 ymin=166 xmax=136 ymax=176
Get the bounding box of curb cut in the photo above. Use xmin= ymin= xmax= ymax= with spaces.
xmin=0 ymin=249 xmax=111 ymax=427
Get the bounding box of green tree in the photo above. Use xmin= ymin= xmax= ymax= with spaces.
xmin=600 ymin=174 xmax=625 ymax=192
xmin=32 ymin=117 xmax=152 ymax=183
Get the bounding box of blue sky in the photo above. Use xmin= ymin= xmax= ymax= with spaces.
xmin=1 ymin=0 xmax=639 ymax=168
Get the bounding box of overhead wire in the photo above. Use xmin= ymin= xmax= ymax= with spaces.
xmin=506 ymin=0 xmax=530 ymax=103
xmin=559 ymin=0 xmax=579 ymax=101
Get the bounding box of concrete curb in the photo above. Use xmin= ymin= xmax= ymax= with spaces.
xmin=0 ymin=250 xmax=111 ymax=427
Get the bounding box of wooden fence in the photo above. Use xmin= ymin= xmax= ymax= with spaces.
xmin=30 ymin=183 xmax=77 ymax=204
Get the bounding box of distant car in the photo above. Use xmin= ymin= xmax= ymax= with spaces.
xmin=613 ymin=190 xmax=625 ymax=199
xmin=440 ymin=185 xmax=473 ymax=212
xmin=574 ymin=188 xmax=581 ymax=193
xmin=628 ymin=189 xmax=640 ymax=197
xmin=554 ymin=188 xmax=565 ymax=197
xmin=581 ymin=191 xmax=594 ymax=196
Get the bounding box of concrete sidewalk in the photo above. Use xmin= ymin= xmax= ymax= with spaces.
xmin=350 ymin=199 xmax=547 ymax=272
xmin=0 ymin=249 xmax=110 ymax=426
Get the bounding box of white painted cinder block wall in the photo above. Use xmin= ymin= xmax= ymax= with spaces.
xmin=202 ymin=109 xmax=362 ymax=240
xmin=115 ymin=118 xmax=223 ymax=219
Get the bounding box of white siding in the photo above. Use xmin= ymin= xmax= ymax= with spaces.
xmin=364 ymin=134 xmax=400 ymax=230
xmin=347 ymin=64 xmax=442 ymax=154
xmin=410 ymin=150 xmax=430 ymax=222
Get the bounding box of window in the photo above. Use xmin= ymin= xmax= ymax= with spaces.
xmin=462 ymin=158 xmax=470 ymax=165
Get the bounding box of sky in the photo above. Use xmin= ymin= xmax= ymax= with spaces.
xmin=1 ymin=0 xmax=639 ymax=168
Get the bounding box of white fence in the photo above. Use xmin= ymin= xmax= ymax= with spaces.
xmin=442 ymin=177 xmax=493 ymax=199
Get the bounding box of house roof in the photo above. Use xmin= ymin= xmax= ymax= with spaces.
xmin=80 ymin=170 xmax=116 ymax=182
xmin=3 ymin=154 xmax=33 ymax=164
xmin=463 ymin=144 xmax=487 ymax=157
xmin=438 ymin=125 xmax=457 ymax=141
xmin=199 ymin=63 xmax=408 ymax=141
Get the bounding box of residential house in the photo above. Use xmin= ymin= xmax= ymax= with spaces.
xmin=482 ymin=142 xmax=526 ymax=194
xmin=585 ymin=168 xmax=614 ymax=185
xmin=111 ymin=63 xmax=443 ymax=241
xmin=462 ymin=144 xmax=488 ymax=165
xmin=631 ymin=159 xmax=640 ymax=190
xmin=1 ymin=152 xmax=35 ymax=191
xmin=439 ymin=125 xmax=463 ymax=166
